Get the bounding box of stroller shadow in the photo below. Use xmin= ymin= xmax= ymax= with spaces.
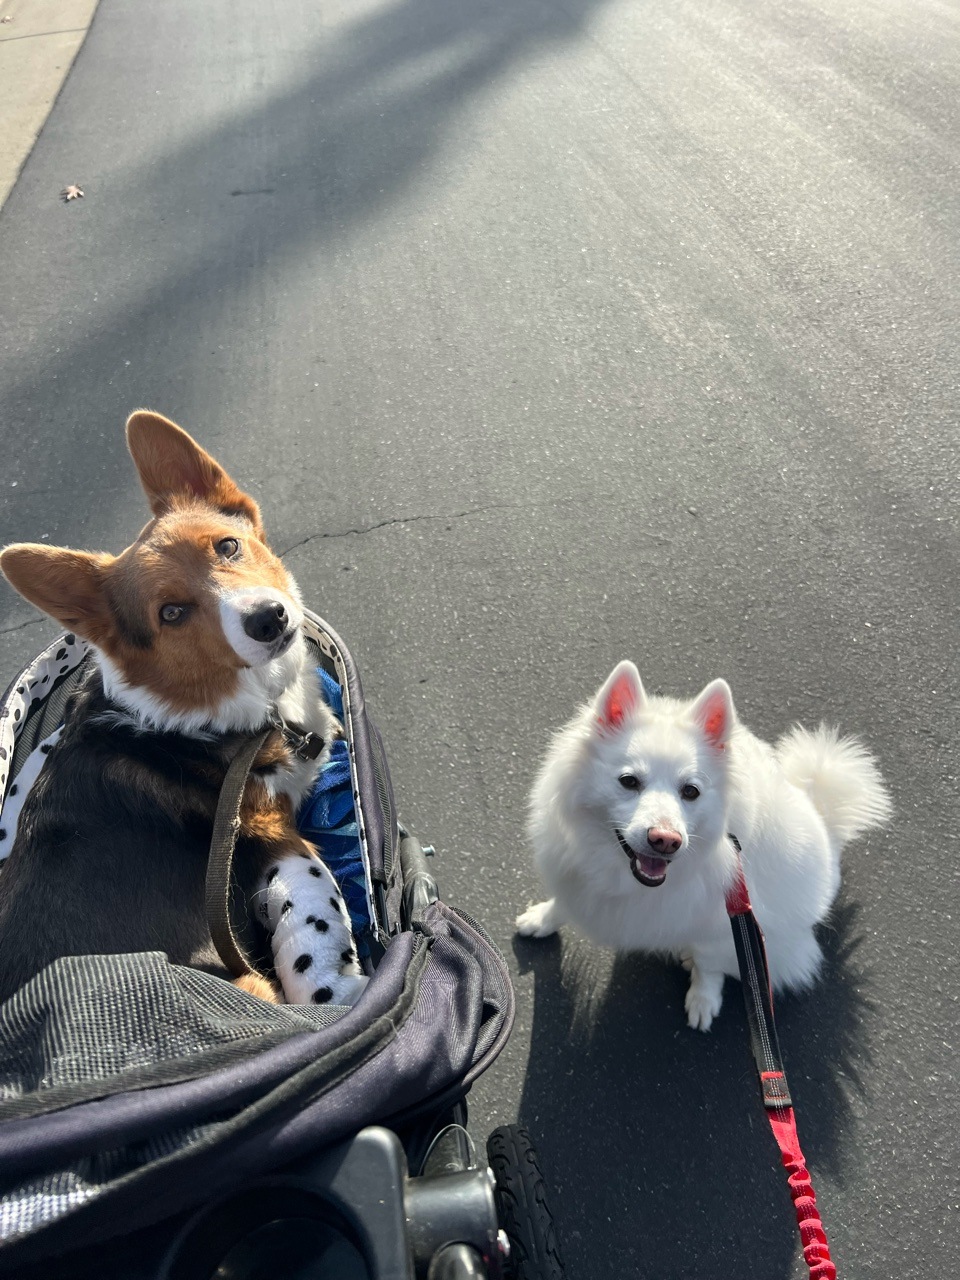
xmin=514 ymin=897 xmax=874 ymax=1280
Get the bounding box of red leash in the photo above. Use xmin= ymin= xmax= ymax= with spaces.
xmin=725 ymin=835 xmax=837 ymax=1280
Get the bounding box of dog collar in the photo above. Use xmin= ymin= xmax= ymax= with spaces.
xmin=269 ymin=712 xmax=326 ymax=762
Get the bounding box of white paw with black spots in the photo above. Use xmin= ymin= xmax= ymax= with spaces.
xmin=256 ymin=852 xmax=368 ymax=1006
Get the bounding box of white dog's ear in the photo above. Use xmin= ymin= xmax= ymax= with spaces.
xmin=689 ymin=679 xmax=735 ymax=749
xmin=594 ymin=661 xmax=646 ymax=734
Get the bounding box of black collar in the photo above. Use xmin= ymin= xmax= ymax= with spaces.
xmin=269 ymin=712 xmax=327 ymax=761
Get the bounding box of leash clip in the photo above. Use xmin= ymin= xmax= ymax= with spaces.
xmin=290 ymin=730 xmax=325 ymax=761
xmin=268 ymin=712 xmax=326 ymax=762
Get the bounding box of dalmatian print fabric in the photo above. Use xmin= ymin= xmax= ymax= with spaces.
xmin=256 ymin=854 xmax=368 ymax=1006
xmin=0 ymin=632 xmax=89 ymax=860
xmin=0 ymin=728 xmax=64 ymax=862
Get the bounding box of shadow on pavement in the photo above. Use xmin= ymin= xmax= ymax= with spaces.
xmin=0 ymin=0 xmax=616 ymax=555
xmin=514 ymin=894 xmax=874 ymax=1279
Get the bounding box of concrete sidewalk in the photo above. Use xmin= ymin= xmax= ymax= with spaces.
xmin=0 ymin=0 xmax=99 ymax=208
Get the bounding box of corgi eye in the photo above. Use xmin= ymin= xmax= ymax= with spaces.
xmin=216 ymin=537 xmax=240 ymax=559
xmin=680 ymin=783 xmax=701 ymax=801
xmin=159 ymin=604 xmax=187 ymax=625
xmin=618 ymin=774 xmax=642 ymax=791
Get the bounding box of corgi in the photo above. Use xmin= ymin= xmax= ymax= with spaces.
xmin=0 ymin=411 xmax=367 ymax=1008
xmin=517 ymin=661 xmax=891 ymax=1030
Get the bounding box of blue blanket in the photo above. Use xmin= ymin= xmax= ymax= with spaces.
xmin=296 ymin=668 xmax=372 ymax=955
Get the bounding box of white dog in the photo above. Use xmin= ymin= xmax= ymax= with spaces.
xmin=516 ymin=661 xmax=891 ymax=1031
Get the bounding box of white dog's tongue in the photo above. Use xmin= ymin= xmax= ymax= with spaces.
xmin=631 ymin=854 xmax=668 ymax=887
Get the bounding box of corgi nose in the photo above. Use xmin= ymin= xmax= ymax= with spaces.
xmin=647 ymin=827 xmax=682 ymax=856
xmin=242 ymin=601 xmax=288 ymax=643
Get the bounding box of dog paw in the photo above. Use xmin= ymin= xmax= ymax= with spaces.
xmin=684 ymin=980 xmax=723 ymax=1032
xmin=334 ymin=974 xmax=369 ymax=1006
xmin=515 ymin=900 xmax=560 ymax=938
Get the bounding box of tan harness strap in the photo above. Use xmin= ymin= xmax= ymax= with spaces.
xmin=205 ymin=729 xmax=272 ymax=978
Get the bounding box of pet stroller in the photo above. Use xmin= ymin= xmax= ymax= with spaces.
xmin=0 ymin=612 xmax=563 ymax=1280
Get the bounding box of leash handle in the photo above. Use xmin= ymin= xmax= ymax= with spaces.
xmin=725 ymin=841 xmax=837 ymax=1280
xmin=206 ymin=729 xmax=272 ymax=979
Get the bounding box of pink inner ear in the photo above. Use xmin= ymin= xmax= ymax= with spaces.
xmin=698 ymin=692 xmax=729 ymax=747
xmin=600 ymin=672 xmax=640 ymax=731
xmin=704 ymin=706 xmax=726 ymax=743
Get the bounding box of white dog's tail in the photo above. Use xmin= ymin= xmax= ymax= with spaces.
xmin=776 ymin=725 xmax=892 ymax=846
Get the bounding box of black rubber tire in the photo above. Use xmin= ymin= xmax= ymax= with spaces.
xmin=486 ymin=1125 xmax=565 ymax=1280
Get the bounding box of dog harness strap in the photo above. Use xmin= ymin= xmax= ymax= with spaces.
xmin=725 ymin=835 xmax=836 ymax=1280
xmin=206 ymin=729 xmax=273 ymax=979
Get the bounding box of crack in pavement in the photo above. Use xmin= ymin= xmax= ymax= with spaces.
xmin=279 ymin=501 xmax=526 ymax=557
xmin=280 ymin=497 xmax=674 ymax=558
xmin=0 ymin=616 xmax=44 ymax=637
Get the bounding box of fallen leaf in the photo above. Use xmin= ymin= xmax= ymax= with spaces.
xmin=61 ymin=184 xmax=84 ymax=202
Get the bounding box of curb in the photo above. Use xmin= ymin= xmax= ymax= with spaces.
xmin=0 ymin=0 xmax=100 ymax=209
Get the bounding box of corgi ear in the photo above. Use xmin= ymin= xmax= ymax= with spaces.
xmin=594 ymin=661 xmax=646 ymax=734
xmin=125 ymin=411 xmax=264 ymax=536
xmin=1 ymin=544 xmax=114 ymax=643
xmin=689 ymin=678 xmax=735 ymax=750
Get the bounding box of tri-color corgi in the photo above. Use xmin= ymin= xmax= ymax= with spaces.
xmin=517 ymin=661 xmax=891 ymax=1030
xmin=0 ymin=411 xmax=367 ymax=1008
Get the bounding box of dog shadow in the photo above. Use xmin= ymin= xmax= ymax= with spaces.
xmin=513 ymin=897 xmax=875 ymax=1280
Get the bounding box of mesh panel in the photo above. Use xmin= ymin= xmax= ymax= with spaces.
xmin=0 ymin=1121 xmax=212 ymax=1244
xmin=0 ymin=952 xmax=347 ymax=1121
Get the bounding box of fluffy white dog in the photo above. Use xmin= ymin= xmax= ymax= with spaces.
xmin=516 ymin=661 xmax=891 ymax=1031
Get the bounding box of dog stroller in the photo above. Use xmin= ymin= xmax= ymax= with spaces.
xmin=0 ymin=611 xmax=563 ymax=1280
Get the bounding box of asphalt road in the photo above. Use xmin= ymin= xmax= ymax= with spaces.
xmin=1 ymin=1 xmax=958 ymax=1277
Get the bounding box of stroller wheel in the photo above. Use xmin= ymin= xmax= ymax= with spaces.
xmin=427 ymin=1242 xmax=487 ymax=1278
xmin=486 ymin=1126 xmax=564 ymax=1280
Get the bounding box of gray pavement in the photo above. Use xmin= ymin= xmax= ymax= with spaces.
xmin=1 ymin=1 xmax=958 ymax=1277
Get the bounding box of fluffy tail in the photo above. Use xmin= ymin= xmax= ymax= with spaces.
xmin=776 ymin=724 xmax=892 ymax=846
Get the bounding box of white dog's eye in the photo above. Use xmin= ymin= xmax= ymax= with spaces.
xmin=618 ymin=774 xmax=642 ymax=791
xmin=680 ymin=783 xmax=701 ymax=801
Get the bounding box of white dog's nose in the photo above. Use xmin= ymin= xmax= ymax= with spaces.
xmin=647 ymin=827 xmax=682 ymax=856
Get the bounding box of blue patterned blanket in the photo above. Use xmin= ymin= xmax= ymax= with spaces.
xmin=296 ymin=668 xmax=372 ymax=955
